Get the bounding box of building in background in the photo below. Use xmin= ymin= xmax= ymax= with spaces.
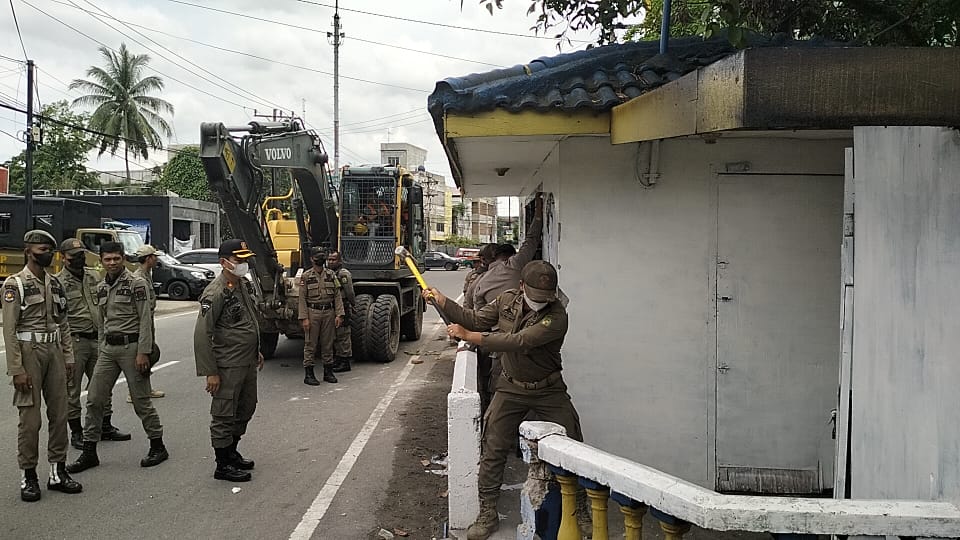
xmin=379 ymin=142 xmax=457 ymax=249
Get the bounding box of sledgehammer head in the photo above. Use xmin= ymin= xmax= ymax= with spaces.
xmin=395 ymin=246 xmax=412 ymax=259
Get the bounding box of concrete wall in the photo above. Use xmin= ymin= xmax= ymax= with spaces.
xmin=542 ymin=134 xmax=849 ymax=488
xmin=849 ymin=126 xmax=960 ymax=500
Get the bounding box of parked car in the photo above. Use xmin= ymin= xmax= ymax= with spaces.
xmin=424 ymin=251 xmax=461 ymax=271
xmin=454 ymin=247 xmax=481 ymax=268
xmin=175 ymin=248 xmax=222 ymax=277
xmin=154 ymin=251 xmax=214 ymax=300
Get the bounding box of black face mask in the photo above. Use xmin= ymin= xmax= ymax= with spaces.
xmin=312 ymin=258 xmax=325 ymax=267
xmin=67 ymin=256 xmax=85 ymax=271
xmin=33 ymin=252 xmax=54 ymax=268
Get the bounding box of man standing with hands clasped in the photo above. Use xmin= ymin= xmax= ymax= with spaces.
xmin=3 ymin=230 xmax=82 ymax=501
xmin=298 ymin=247 xmax=344 ymax=385
xmin=194 ymin=239 xmax=263 ymax=482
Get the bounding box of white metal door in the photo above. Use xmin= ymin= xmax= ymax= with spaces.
xmin=716 ymin=174 xmax=843 ymax=493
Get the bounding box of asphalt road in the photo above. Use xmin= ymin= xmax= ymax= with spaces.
xmin=0 ymin=267 xmax=468 ymax=540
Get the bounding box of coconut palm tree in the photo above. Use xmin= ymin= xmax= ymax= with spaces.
xmin=69 ymin=43 xmax=174 ymax=182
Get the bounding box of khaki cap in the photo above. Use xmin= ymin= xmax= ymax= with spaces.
xmin=521 ymin=260 xmax=558 ymax=302
xmin=24 ymin=230 xmax=56 ymax=246
xmin=135 ymin=245 xmax=157 ymax=257
xmin=59 ymin=238 xmax=85 ymax=254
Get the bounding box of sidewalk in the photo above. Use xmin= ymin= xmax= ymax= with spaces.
xmin=0 ymin=299 xmax=197 ymax=327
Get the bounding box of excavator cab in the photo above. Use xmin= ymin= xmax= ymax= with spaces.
xmin=338 ymin=165 xmax=425 ymax=280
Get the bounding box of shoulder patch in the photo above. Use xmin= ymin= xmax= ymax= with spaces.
xmin=3 ymin=288 xmax=14 ymax=302
xmin=541 ymin=316 xmax=553 ymax=327
xmin=200 ymin=298 xmax=213 ymax=316
xmin=134 ymin=285 xmax=147 ymax=301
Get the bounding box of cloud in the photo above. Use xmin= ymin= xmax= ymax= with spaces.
xmin=0 ymin=0 xmax=598 ymax=185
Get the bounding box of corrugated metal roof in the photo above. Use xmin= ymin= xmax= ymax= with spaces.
xmin=428 ymin=34 xmax=833 ymax=118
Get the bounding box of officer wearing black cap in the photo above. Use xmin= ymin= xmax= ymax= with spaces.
xmin=194 ymin=239 xmax=263 ymax=482
xmin=55 ymin=238 xmax=129 ymax=450
xmin=298 ymin=246 xmax=344 ymax=385
xmin=2 ymin=230 xmax=82 ymax=501
xmin=423 ymin=259 xmax=584 ymax=539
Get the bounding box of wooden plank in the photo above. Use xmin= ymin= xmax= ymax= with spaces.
xmin=611 ymin=70 xmax=699 ymax=144
xmin=445 ymin=109 xmax=609 ymax=138
xmin=835 ymin=147 xmax=856 ymax=499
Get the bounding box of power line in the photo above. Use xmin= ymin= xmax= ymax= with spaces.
xmin=21 ymin=0 xmax=251 ymax=110
xmin=339 ymin=107 xmax=425 ymax=128
xmin=0 ymin=53 xmax=26 ymax=64
xmin=345 ymin=36 xmax=501 ymax=68
xmin=342 ymin=117 xmax=432 ymax=135
xmin=290 ymin=0 xmax=592 ymax=43
xmin=8 ymin=0 xmax=29 ymax=59
xmin=340 ymin=114 xmax=432 ymax=134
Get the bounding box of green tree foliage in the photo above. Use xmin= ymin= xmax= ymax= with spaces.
xmin=158 ymin=146 xmax=208 ymax=200
xmin=3 ymin=100 xmax=99 ymax=193
xmin=476 ymin=0 xmax=959 ymax=46
xmin=69 ymin=43 xmax=174 ymax=183
xmin=443 ymin=234 xmax=478 ymax=248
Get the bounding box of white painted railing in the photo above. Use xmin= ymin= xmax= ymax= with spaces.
xmin=447 ymin=341 xmax=481 ymax=530
xmin=518 ymin=421 xmax=960 ymax=540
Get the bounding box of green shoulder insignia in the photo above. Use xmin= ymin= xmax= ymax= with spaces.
xmin=3 ymin=287 xmax=15 ymax=303
xmin=541 ymin=316 xmax=552 ymax=327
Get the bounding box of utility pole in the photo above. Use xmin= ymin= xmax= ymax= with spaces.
xmin=328 ymin=1 xmax=343 ymax=186
xmin=24 ymin=59 xmax=35 ymax=230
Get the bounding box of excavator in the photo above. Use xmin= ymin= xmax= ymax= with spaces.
xmin=199 ymin=119 xmax=426 ymax=362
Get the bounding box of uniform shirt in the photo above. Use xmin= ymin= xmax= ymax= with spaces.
xmin=54 ymin=267 xmax=102 ymax=334
xmin=297 ymin=267 xmax=345 ymax=319
xmin=194 ymin=273 xmax=261 ymax=375
xmin=443 ymin=289 xmax=567 ymax=386
xmin=97 ymin=269 xmax=153 ymax=356
xmin=133 ymin=267 xmax=157 ymax=313
xmin=2 ymin=267 xmax=74 ymax=376
xmin=329 ymin=266 xmax=356 ymax=308
xmin=472 ymin=216 xmax=543 ymax=309
xmin=462 ymin=267 xmax=486 ymax=310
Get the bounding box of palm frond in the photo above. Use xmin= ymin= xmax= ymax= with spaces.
xmin=131 ymin=95 xmax=174 ymax=115
xmin=128 ymin=75 xmax=165 ymax=96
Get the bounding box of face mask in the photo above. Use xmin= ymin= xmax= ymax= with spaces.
xmin=67 ymin=256 xmax=85 ymax=271
xmin=523 ymin=292 xmax=549 ymax=312
xmin=227 ymin=261 xmax=249 ymax=277
xmin=33 ymin=252 xmax=54 ymax=268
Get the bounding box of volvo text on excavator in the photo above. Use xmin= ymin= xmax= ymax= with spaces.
xmin=198 ymin=119 xmax=426 ymax=362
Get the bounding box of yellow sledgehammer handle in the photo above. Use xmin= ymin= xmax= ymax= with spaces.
xmin=395 ymin=246 xmax=451 ymax=325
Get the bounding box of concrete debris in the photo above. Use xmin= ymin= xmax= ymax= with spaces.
xmin=377 ymin=528 xmax=394 ymax=539
xmin=231 ymin=487 xmax=242 ymax=494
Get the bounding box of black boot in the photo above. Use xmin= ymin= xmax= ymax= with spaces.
xmin=47 ymin=462 xmax=82 ymax=494
xmin=304 ymin=366 xmax=321 ymax=386
xmin=20 ymin=468 xmax=41 ymax=502
xmin=101 ymin=415 xmax=132 ymax=441
xmin=322 ymin=366 xmax=338 ymax=383
xmin=140 ymin=437 xmax=169 ymax=468
xmin=67 ymin=441 xmax=99 ymax=473
xmin=331 ymin=356 xmax=352 ymax=373
xmin=68 ymin=418 xmax=84 ymax=450
xmin=214 ymin=447 xmax=251 ymax=482
xmin=229 ymin=438 xmax=255 ymax=470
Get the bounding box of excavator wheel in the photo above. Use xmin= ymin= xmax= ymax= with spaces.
xmin=400 ymin=294 xmax=424 ymax=341
xmin=351 ymin=294 xmax=374 ymax=361
xmin=259 ymin=332 xmax=280 ymax=360
xmin=366 ymin=294 xmax=400 ymax=363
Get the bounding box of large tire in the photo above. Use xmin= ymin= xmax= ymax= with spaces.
xmin=260 ymin=332 xmax=279 ymax=360
xmin=444 ymin=262 xmax=456 ymax=271
xmin=351 ymin=294 xmax=374 ymax=361
xmin=167 ymin=280 xmax=190 ymax=301
xmin=366 ymin=294 xmax=400 ymax=363
xmin=400 ymin=294 xmax=424 ymax=341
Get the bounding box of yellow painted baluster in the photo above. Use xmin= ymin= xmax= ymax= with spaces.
xmin=620 ymin=504 xmax=646 ymax=540
xmin=556 ymin=474 xmax=581 ymax=540
xmin=659 ymin=520 xmax=692 ymax=540
xmin=585 ymin=486 xmax=610 ymax=540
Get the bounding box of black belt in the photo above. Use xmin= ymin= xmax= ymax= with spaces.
xmin=501 ymin=370 xmax=562 ymax=391
xmin=104 ymin=333 xmax=139 ymax=346
xmin=308 ymin=302 xmax=334 ymax=310
xmin=72 ymin=331 xmax=98 ymax=340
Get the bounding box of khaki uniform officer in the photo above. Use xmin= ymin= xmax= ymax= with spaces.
xmin=194 ymin=239 xmax=263 ymax=483
xmin=298 ymin=247 xmax=344 ymax=385
xmin=425 ymin=260 xmax=584 ymax=540
xmin=326 ymin=250 xmax=355 ymax=372
xmin=131 ymin=244 xmax=164 ymax=400
xmin=68 ymin=241 xmax=168 ymax=474
xmin=2 ymin=230 xmax=82 ymax=501
xmin=55 ymin=238 xmax=130 ymax=450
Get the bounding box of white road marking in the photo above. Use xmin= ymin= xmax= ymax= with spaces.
xmin=289 ymin=357 xmax=419 ymax=539
xmin=155 ymin=309 xmax=198 ymax=321
xmin=455 ymin=292 xmax=464 ymax=303
xmin=79 ymin=360 xmax=181 ymax=399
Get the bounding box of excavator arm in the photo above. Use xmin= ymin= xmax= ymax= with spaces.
xmin=199 ymin=120 xmax=339 ymax=303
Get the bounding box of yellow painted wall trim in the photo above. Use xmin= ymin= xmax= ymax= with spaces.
xmin=446 ymin=109 xmax=609 ymax=138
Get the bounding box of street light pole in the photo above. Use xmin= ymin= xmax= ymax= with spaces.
xmin=24 ymin=59 xmax=35 ymax=230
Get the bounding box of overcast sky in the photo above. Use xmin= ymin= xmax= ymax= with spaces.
xmin=0 ymin=1 xmax=627 ymax=214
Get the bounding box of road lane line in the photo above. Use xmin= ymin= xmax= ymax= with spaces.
xmin=289 ymin=357 xmax=419 ymax=539
xmin=79 ymin=360 xmax=181 ymax=399
xmin=156 ymin=309 xmax=198 ymax=321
